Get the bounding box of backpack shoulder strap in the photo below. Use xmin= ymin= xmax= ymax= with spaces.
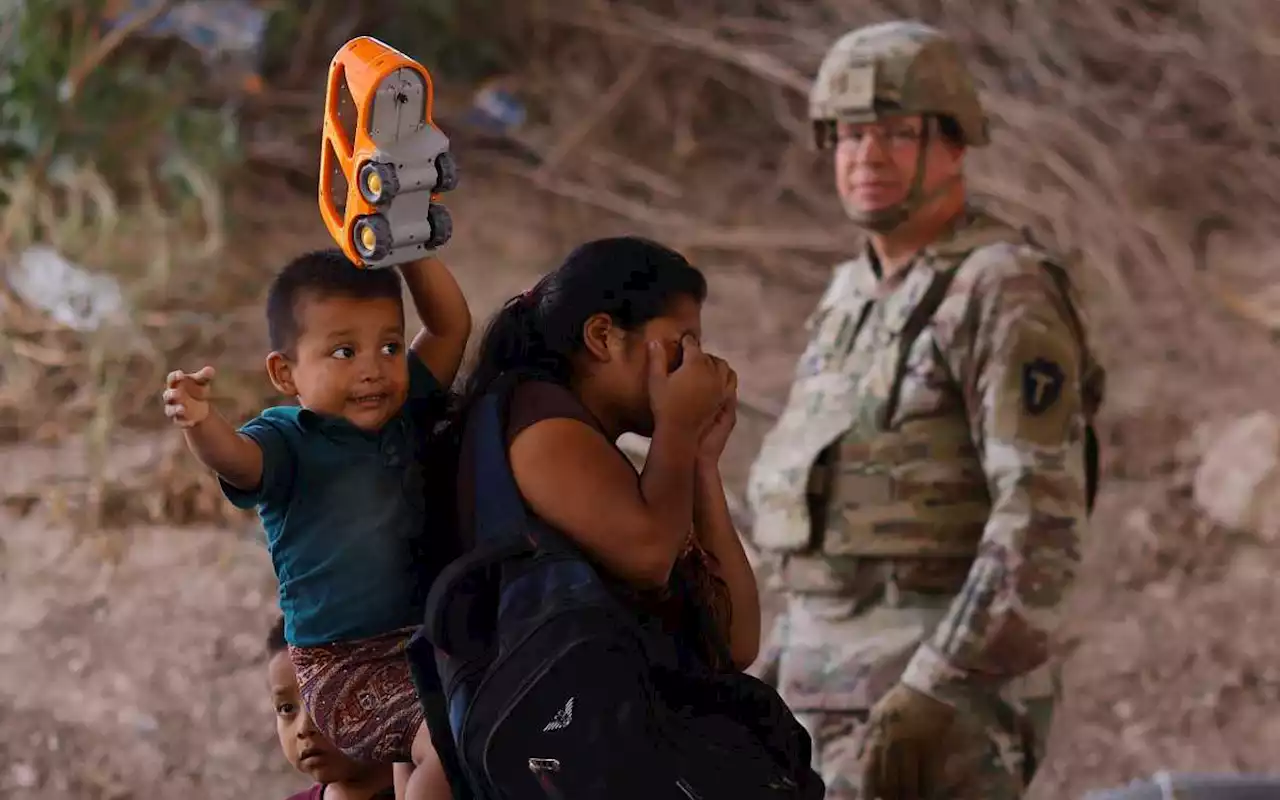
xmin=876 ymin=203 xmax=1020 ymax=426
xmin=883 ymin=244 xmax=1102 ymax=515
xmin=470 ymin=367 xmax=565 ymax=545
xmin=879 ymin=264 xmax=961 ymax=427
xmin=415 ymin=369 xmax=562 ymax=800
xmin=423 ymin=368 xmax=544 ymax=644
xmin=406 ymin=627 xmax=478 ymax=799
xmin=472 ymin=378 xmax=532 ymax=548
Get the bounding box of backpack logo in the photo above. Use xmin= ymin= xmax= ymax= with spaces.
xmin=542 ymin=697 xmax=574 ymax=732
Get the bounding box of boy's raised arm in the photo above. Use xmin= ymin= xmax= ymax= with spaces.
xmin=400 ymin=256 xmax=471 ymax=387
xmin=163 ymin=367 xmax=264 ymax=490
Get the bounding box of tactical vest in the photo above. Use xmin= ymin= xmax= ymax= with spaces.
xmin=747 ymin=213 xmax=1102 ymax=592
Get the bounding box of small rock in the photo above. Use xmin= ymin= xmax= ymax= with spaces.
xmin=1122 ymin=507 xmax=1158 ymax=549
xmin=10 ymin=762 xmax=39 ymax=788
xmin=1193 ymin=410 xmax=1280 ymax=541
xmin=120 ymin=708 xmax=160 ymax=734
xmin=1224 ymin=550 xmax=1273 ymax=585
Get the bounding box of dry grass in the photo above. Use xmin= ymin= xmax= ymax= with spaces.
xmin=0 ymin=161 xmax=311 ymax=528
xmin=490 ymin=0 xmax=1280 ymax=372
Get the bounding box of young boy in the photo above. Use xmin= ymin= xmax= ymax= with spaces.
xmin=267 ymin=615 xmax=397 ymax=800
xmin=164 ymin=251 xmax=469 ymax=800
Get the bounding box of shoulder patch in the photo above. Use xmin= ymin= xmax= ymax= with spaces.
xmin=1022 ymin=358 xmax=1064 ymax=415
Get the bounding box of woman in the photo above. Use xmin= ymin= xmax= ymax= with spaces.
xmin=451 ymin=235 xmax=760 ymax=671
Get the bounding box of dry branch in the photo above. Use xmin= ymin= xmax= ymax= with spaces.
xmin=534 ymin=50 xmax=655 ymax=178
xmin=492 ymin=157 xmax=855 ymax=255
xmin=492 ymin=0 xmax=1280 ymax=402
xmin=539 ymin=9 xmax=811 ymax=95
xmin=60 ymin=0 xmax=180 ymax=102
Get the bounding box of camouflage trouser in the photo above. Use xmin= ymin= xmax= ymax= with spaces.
xmin=795 ymin=697 xmax=1053 ymax=800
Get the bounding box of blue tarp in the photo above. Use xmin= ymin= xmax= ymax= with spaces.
xmin=101 ymin=0 xmax=268 ymax=73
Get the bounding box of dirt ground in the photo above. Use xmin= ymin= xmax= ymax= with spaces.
xmin=2 ymin=172 xmax=1279 ymax=800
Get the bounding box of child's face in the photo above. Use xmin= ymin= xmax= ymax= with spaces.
xmin=269 ymin=294 xmax=410 ymax=431
xmin=268 ymin=650 xmax=371 ymax=785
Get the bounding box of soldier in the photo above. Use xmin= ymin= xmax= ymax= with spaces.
xmin=746 ymin=19 xmax=1105 ymax=800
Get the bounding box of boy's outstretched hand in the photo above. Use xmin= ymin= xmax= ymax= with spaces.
xmin=163 ymin=366 xmax=215 ymax=428
xmin=160 ymin=365 xmax=263 ymax=490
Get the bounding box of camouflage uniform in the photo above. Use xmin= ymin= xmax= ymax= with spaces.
xmin=746 ymin=21 xmax=1104 ymax=799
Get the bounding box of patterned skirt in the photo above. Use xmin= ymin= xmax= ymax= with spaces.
xmin=289 ymin=625 xmax=425 ymax=764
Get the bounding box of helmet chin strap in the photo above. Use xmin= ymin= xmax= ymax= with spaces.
xmin=843 ymin=117 xmax=959 ymax=234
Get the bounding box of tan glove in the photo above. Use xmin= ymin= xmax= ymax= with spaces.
xmin=858 ymin=683 xmax=955 ymax=800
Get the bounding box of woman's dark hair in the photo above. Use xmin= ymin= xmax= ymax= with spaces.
xmin=453 ymin=236 xmax=707 ymax=418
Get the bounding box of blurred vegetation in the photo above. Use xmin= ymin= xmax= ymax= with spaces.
xmin=260 ymin=0 xmax=510 ymax=90
xmin=1 ymin=0 xmax=233 ymax=183
xmin=0 ymin=0 xmax=510 ymax=525
xmin=0 ymin=0 xmax=512 ymax=225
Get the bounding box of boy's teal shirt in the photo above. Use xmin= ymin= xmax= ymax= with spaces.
xmin=222 ymin=354 xmax=445 ymax=647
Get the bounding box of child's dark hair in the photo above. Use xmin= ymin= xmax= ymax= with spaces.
xmin=266 ymin=615 xmax=287 ymax=656
xmin=453 ymin=236 xmax=706 ymax=419
xmin=266 ymin=248 xmax=404 ymax=353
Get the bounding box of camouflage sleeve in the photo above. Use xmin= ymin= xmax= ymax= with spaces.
xmin=900 ymin=248 xmax=1088 ymax=709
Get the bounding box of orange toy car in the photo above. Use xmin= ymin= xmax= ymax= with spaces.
xmin=319 ymin=37 xmax=458 ymax=268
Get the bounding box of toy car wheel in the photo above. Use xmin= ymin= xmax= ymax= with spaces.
xmin=434 ymin=152 xmax=459 ymax=192
xmin=357 ymin=161 xmax=399 ymax=205
xmin=352 ymin=214 xmax=393 ymax=261
xmin=426 ymin=204 xmax=453 ymax=248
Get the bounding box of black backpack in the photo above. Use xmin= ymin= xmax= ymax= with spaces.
xmin=406 ymin=371 xmax=824 ymax=800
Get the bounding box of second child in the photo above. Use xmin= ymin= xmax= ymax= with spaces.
xmin=164 ymin=251 xmax=470 ymax=799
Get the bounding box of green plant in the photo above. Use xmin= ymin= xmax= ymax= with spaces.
xmin=0 ymin=0 xmax=241 ymax=204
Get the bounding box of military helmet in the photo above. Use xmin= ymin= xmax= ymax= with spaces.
xmin=809 ymin=20 xmax=989 ymax=148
